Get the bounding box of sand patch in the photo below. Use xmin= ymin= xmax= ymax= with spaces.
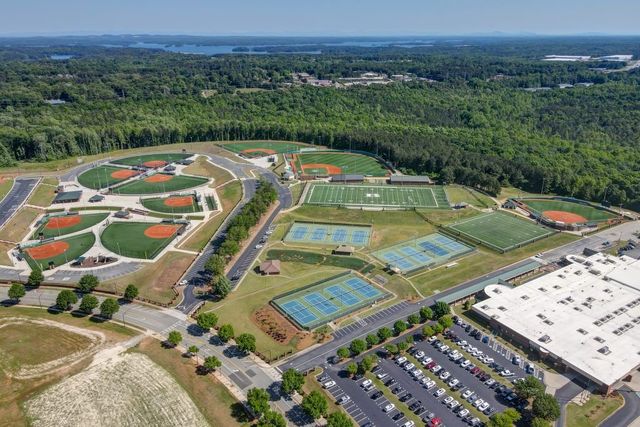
xmin=241 ymin=148 xmax=277 ymax=156
xmin=164 ymin=196 xmax=193 ymax=207
xmin=143 ymin=160 xmax=168 ymax=168
xmin=111 ymin=170 xmax=139 ymax=180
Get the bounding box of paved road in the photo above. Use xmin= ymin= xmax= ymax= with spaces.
xmin=0 ymin=177 xmax=39 ymax=228
xmin=601 ymin=385 xmax=640 ymax=427
xmin=555 ymin=378 xmax=587 ymax=427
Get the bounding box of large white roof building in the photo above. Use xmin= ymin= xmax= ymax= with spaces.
xmin=473 ymin=253 xmax=640 ymax=391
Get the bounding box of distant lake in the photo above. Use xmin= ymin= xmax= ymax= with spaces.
xmin=50 ymin=54 xmax=73 ymax=60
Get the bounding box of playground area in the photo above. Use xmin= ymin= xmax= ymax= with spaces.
xmin=305 ymin=183 xmax=449 ymax=209
xmin=290 ymin=151 xmax=389 ymax=177
xmin=140 ymin=194 xmax=203 ymax=214
xmin=372 ymin=233 xmax=474 ymax=275
xmin=271 ymin=273 xmax=390 ymax=330
xmin=100 ymin=222 xmax=184 ymax=259
xmin=283 ymin=221 xmax=371 ymax=247
xmin=446 ymin=211 xmax=555 ymax=252
xmin=23 ymin=233 xmax=96 ymax=270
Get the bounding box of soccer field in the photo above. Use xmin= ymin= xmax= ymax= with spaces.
xmin=446 ymin=211 xmax=554 ymax=252
xmin=305 ymin=184 xmax=449 ymax=209
xmin=292 ymin=151 xmax=389 ymax=177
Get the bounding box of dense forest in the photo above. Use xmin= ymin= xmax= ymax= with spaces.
xmin=0 ymin=36 xmax=639 ymax=207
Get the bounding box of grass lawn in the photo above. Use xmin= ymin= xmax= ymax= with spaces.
xmin=289 ymin=182 xmax=306 ymax=205
xmin=180 ymin=180 xmax=242 ymax=252
xmin=520 ymin=198 xmax=616 ymax=222
xmin=294 ymin=151 xmax=389 ymax=176
xmin=26 ymin=183 xmax=56 ymax=208
xmin=113 ymin=174 xmax=209 ymax=195
xmin=0 ymin=306 xmax=136 ymax=427
xmin=445 ymin=185 xmax=496 ymax=208
xmin=0 ymin=241 xmax=13 ymax=266
xmin=411 ymin=232 xmax=578 ymax=296
xmin=111 ymin=152 xmax=191 ymax=166
xmin=32 ymin=212 xmax=109 ymax=239
xmin=0 ymin=207 xmax=42 ymax=243
xmin=183 ymin=155 xmax=234 ymax=185
xmin=100 ymin=222 xmax=178 ymax=259
xmin=0 ymin=178 xmax=14 ymax=202
xmin=566 ymin=394 xmax=624 ymax=427
xmin=24 ymin=232 xmax=96 ymax=270
xmin=221 ymin=141 xmax=310 ymax=155
xmin=77 ymin=165 xmax=137 ymax=189
xmin=141 ymin=195 xmax=203 ymax=214
xmin=204 ymin=261 xmax=344 ymax=356
xmin=131 ymin=337 xmax=250 ymax=427
xmin=101 ymin=251 xmax=196 ymax=305
xmin=498 ymin=186 xmax=548 ymax=201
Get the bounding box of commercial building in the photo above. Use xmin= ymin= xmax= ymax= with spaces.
xmin=473 ymin=253 xmax=640 ymax=394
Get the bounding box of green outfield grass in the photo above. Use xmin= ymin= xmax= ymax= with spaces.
xmin=111 ymin=153 xmax=191 ymax=166
xmin=32 ymin=212 xmax=109 ymax=239
xmin=77 ymin=165 xmax=137 ymax=189
xmin=221 ymin=141 xmax=308 ymax=156
xmin=24 ymin=232 xmax=96 ymax=270
xmin=100 ymin=222 xmax=180 ymax=259
xmin=113 ymin=174 xmax=209 ymax=195
xmin=140 ymin=195 xmax=203 ymax=214
xmin=305 ymin=183 xmax=449 ymax=208
xmin=446 ymin=211 xmax=554 ymax=252
xmin=520 ymin=198 xmax=617 ymax=222
xmin=293 ymin=151 xmax=389 ymax=176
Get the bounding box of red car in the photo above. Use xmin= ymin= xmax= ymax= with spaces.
xmin=429 ymin=417 xmax=442 ymax=427
xmin=426 ymin=361 xmax=437 ymax=369
xmin=470 ymin=367 xmax=481 ymax=375
xmin=475 ymin=370 xmax=486 ymax=378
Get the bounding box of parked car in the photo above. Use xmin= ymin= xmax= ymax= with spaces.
xmin=361 ymin=379 xmax=372 ymax=388
xmin=434 ymin=388 xmax=446 ymax=397
xmin=323 ymin=380 xmax=336 ymax=388
xmin=371 ymin=390 xmax=383 ymax=399
xmin=383 ymin=403 xmax=396 ymax=412
xmin=392 ymin=412 xmax=404 ymax=421
xmin=458 ymin=408 xmax=470 ymax=418
xmin=338 ymin=395 xmax=351 ymax=405
xmin=512 ymin=356 xmax=522 ymax=365
xmin=462 ymin=389 xmax=474 ymax=399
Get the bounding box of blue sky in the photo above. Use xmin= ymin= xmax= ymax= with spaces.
xmin=2 ymin=0 xmax=639 ymax=36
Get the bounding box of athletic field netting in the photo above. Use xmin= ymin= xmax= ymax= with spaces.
xmin=271 ymin=273 xmax=390 ymax=330
xmin=446 ymin=211 xmax=555 ymax=252
xmin=284 ymin=222 xmax=372 ymax=246
xmin=305 ymin=184 xmax=450 ymax=209
xmin=372 ymin=233 xmax=475 ymax=275
xmin=519 ymin=198 xmax=616 ymax=223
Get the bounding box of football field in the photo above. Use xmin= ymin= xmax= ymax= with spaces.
xmin=446 ymin=211 xmax=554 ymax=252
xmin=305 ymin=184 xmax=449 ymax=209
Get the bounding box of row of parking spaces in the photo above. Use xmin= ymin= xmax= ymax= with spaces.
xmin=316 ymin=372 xmax=376 ymax=427
xmin=332 ymin=301 xmax=410 ymax=339
xmin=449 ymin=321 xmax=545 ymax=382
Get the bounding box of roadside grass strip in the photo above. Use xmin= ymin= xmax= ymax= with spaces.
xmin=283 ymin=221 xmax=372 ymax=246
xmin=305 ymin=184 xmax=449 ymax=209
xmin=32 ymin=212 xmax=109 ymax=239
xmin=77 ymin=165 xmax=139 ymax=190
xmin=372 ymin=233 xmax=474 ymax=275
xmin=100 ymin=222 xmax=181 ymax=259
xmin=110 ymin=153 xmax=191 ymax=166
xmin=271 ymin=272 xmax=390 ymax=330
xmin=294 ymin=152 xmax=390 ymax=177
xmin=113 ymin=174 xmax=208 ymax=195
xmin=23 ymin=232 xmax=96 ymax=270
xmin=445 ymin=211 xmax=554 ymax=252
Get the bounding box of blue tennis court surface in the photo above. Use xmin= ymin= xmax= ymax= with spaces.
xmin=372 ymin=233 xmax=474 ymax=275
xmin=284 ymin=221 xmax=372 ymax=247
xmin=272 ymin=273 xmax=390 ymax=330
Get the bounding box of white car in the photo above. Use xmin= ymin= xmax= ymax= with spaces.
xmin=462 ymin=389 xmax=474 ymax=399
xmin=434 ymin=388 xmax=445 ymax=397
xmin=473 ymin=399 xmax=485 ymax=408
xmin=402 ymin=421 xmax=415 ymax=427
xmin=458 ymin=408 xmax=470 ymax=418
xmin=178 ymin=279 xmax=188 ymax=286
xmin=338 ymin=395 xmax=351 ymax=405
xmin=450 ymin=353 xmax=463 ymax=362
xmin=396 ymin=356 xmax=407 ymax=365
xmin=411 ymin=368 xmax=421 ymax=377
xmin=416 ymin=350 xmax=425 ymax=359
xmin=431 ymin=365 xmax=442 ymax=373
xmin=383 ymin=403 xmax=395 ymax=413
xmin=459 ymin=340 xmax=468 ymax=347
xmin=448 ymin=378 xmax=459 ymax=387
xmin=439 ymin=345 xmax=450 ymax=353
xmin=423 ymin=379 xmax=436 ymax=389
xmin=404 ymin=363 xmax=415 ymax=371
xmin=440 ymin=371 xmax=451 ymax=381
xmin=443 ymin=396 xmax=454 ymax=405
xmin=485 ymin=378 xmax=496 ymax=387
xmin=427 ymin=335 xmax=438 ymax=343
xmin=500 ymin=370 xmax=515 ymax=377
xmin=478 ymin=402 xmax=490 ymax=412
xmin=422 ymin=357 xmax=433 ymax=366
xmin=376 ymin=372 xmax=388 ymax=380
xmin=361 ymin=379 xmax=372 ymax=388
xmin=469 ymin=418 xmax=481 ymax=426
xmin=448 ymin=399 xmax=460 ymax=409
xmin=323 ymin=380 xmax=336 ymax=388
xmin=460 ymin=359 xmax=470 ymax=368
xmin=255 ymin=244 xmax=264 ymax=249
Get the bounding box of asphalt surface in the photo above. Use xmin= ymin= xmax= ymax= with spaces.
xmin=555 ymin=378 xmax=588 ymax=427
xmin=601 ymin=385 xmax=640 ymax=427
xmin=0 ymin=177 xmax=39 ymax=228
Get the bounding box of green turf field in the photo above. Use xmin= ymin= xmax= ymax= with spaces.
xmin=112 ymin=174 xmax=209 ymax=195
xmin=446 ymin=211 xmax=554 ymax=252
xmin=77 ymin=165 xmax=137 ymax=189
xmin=100 ymin=222 xmax=180 ymax=259
xmin=520 ymin=198 xmax=616 ymax=222
xmin=32 ymin=213 xmax=109 ymax=239
xmin=111 ymin=153 xmax=191 ymax=166
xmin=140 ymin=195 xmax=203 ymax=214
xmin=24 ymin=232 xmax=96 ymax=270
xmin=222 ymin=141 xmax=306 ymax=156
xmin=293 ymin=151 xmax=389 ymax=176
xmin=305 ymin=184 xmax=450 ymax=208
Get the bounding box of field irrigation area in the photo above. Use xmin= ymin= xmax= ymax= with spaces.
xmin=112 ymin=174 xmax=208 ymax=195
xmin=305 ymin=183 xmax=449 ymax=209
xmin=32 ymin=212 xmax=109 ymax=239
xmin=110 ymin=153 xmax=192 ymax=167
xmin=221 ymin=141 xmax=307 ymax=156
xmin=23 ymin=232 xmax=96 ymax=270
xmin=446 ymin=211 xmax=555 ymax=252
xmin=100 ymin=222 xmax=182 ymax=259
xmin=140 ymin=194 xmax=203 ymax=214
xmin=519 ymin=198 xmax=617 ymax=223
xmin=291 ymin=151 xmax=389 ymax=177
xmin=77 ymin=165 xmax=140 ymax=189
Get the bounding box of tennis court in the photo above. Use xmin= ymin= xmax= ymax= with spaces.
xmin=372 ymin=233 xmax=474 ymax=275
xmin=446 ymin=211 xmax=555 ymax=252
xmin=284 ymin=221 xmax=371 ymax=246
xmin=305 ymin=184 xmax=449 ymax=209
xmin=271 ymin=273 xmax=390 ymax=330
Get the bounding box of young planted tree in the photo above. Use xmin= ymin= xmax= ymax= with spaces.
xmin=247 ymin=387 xmax=270 ymax=418
xmin=346 ymin=362 xmax=358 ymax=377
xmin=236 ymin=333 xmax=256 ymax=354
xmin=394 ymin=320 xmax=407 ymax=335
xmin=336 ymin=347 xmax=350 ymax=360
xmin=79 ymin=294 xmax=99 ymax=313
xmin=407 ymin=313 xmax=420 ymax=325
xmin=384 ymin=344 xmax=399 ymax=355
xmin=301 ymin=390 xmax=328 ymax=420
xmin=56 ymin=289 xmax=78 ymax=310
xmin=422 ymin=324 xmax=435 ymax=338
xmin=8 ymin=282 xmax=25 ymax=302
xmin=27 ymin=269 xmax=44 ymax=287
xmin=280 ymin=368 xmax=304 ymax=395
xmin=349 ymin=339 xmax=366 ymax=356
xmin=257 ymin=410 xmax=286 ymax=427
xmin=377 ymin=326 xmax=393 ymax=342
xmin=212 ymin=275 xmax=232 ymax=299
xmin=217 ymin=323 xmax=235 ymax=342
xmin=327 ymin=411 xmax=353 ymax=427
xmin=167 ymin=330 xmax=183 ymax=347
xmin=419 ymin=306 xmax=433 ymax=322
xmin=196 ymin=311 xmax=218 ymax=331
xmin=438 ymin=315 xmax=453 ymax=330
xmin=78 ymin=274 xmax=99 ymax=293
xmin=100 ymin=298 xmax=119 ymax=318
xmin=365 ymin=333 xmax=380 ymax=348
xmin=188 ymin=345 xmax=200 ymax=363
xmin=123 ymin=284 xmax=139 ymax=300
xmin=202 ymin=355 xmax=221 ymax=373
xmin=433 ymin=301 xmax=451 ymax=318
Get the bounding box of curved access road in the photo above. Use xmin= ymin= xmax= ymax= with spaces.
xmin=0 ymin=177 xmax=40 ymax=228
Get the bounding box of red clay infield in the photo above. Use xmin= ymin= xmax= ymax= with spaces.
xmin=26 ymin=241 xmax=70 ymax=260
xmin=301 ymin=163 xmax=342 ymax=175
xmin=241 ymin=148 xmax=277 ymax=156
xmin=111 ymin=169 xmax=139 ymax=179
xmin=163 ymin=196 xmax=193 ymax=207
xmin=143 ymin=160 xmax=167 ymax=168
xmin=145 ymin=174 xmax=173 ymax=183
xmin=45 ymin=216 xmax=82 ymax=229
xmin=543 ymin=210 xmax=588 ymax=224
xmin=144 ymin=224 xmax=180 ymax=239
